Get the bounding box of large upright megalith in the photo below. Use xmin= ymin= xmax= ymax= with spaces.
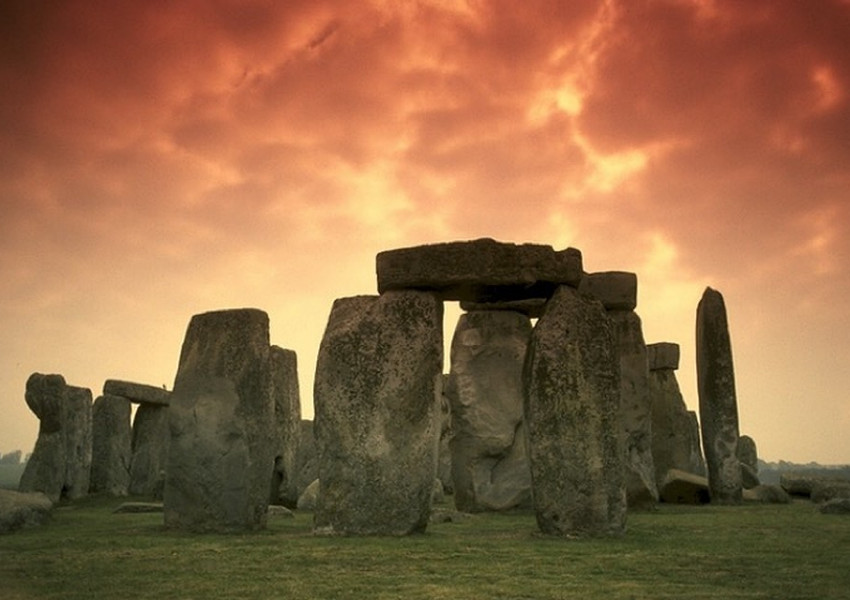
xmin=19 ymin=374 xmax=92 ymax=503
xmin=164 ymin=308 xmax=275 ymax=532
xmin=269 ymin=346 xmax=301 ymax=507
xmin=448 ymin=309 xmax=532 ymax=512
xmin=696 ymin=287 xmax=742 ymax=504
xmin=523 ymin=285 xmax=626 ymax=537
xmin=648 ymin=342 xmax=706 ymax=485
xmin=582 ymin=271 xmax=657 ymax=508
xmin=314 ymin=291 xmax=443 ymax=535
xmin=89 ymin=394 xmax=131 ymax=496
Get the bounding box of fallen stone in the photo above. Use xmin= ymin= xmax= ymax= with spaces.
xmin=819 ymin=498 xmax=850 ymax=515
xmin=269 ymin=346 xmax=301 ymax=508
xmin=448 ymin=310 xmax=532 ymax=513
xmin=103 ymin=380 xmax=170 ymax=406
xmin=89 ymin=394 xmax=131 ymax=496
xmin=267 ymin=504 xmax=295 ymax=519
xmin=780 ymin=473 xmax=848 ymax=498
xmin=579 ymin=271 xmax=638 ymax=311
xmin=647 ymin=342 xmax=680 ymax=371
xmin=0 ymin=489 xmax=52 ymax=534
xmin=112 ymin=501 xmax=164 ymax=513
xmin=697 ymin=287 xmax=742 ymax=504
xmin=659 ymin=469 xmax=710 ymax=504
xmin=810 ymin=480 xmax=850 ymax=504
xmin=164 ymin=308 xmax=276 ymax=532
xmin=313 ymin=291 xmax=443 ymax=535
xmin=429 ymin=508 xmax=474 ymax=524
xmin=376 ymin=238 xmax=583 ymax=302
xmin=523 ymin=285 xmax=626 ymax=537
xmin=742 ymin=484 xmax=791 ymax=504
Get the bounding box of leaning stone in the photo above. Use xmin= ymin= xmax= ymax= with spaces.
xmin=523 ymin=285 xmax=626 ymax=536
xmin=697 ymin=287 xmax=742 ymax=504
xmin=659 ymin=469 xmax=710 ymax=504
xmin=740 ymin=463 xmax=760 ymax=490
xmin=89 ymin=394 xmax=131 ymax=496
xmin=609 ymin=310 xmax=658 ymax=509
xmin=819 ymin=498 xmax=850 ymax=515
xmin=737 ymin=435 xmax=758 ymax=472
xmin=448 ymin=310 xmax=532 ymax=513
xmin=113 ymin=502 xmax=164 ymax=513
xmin=376 ymin=238 xmax=583 ymax=302
xmin=128 ymin=404 xmax=169 ymax=498
xmin=314 ymin=291 xmax=443 ymax=535
xmin=742 ymin=484 xmax=791 ymax=504
xmin=810 ymin=480 xmax=850 ymax=504
xmin=460 ymin=298 xmax=548 ymax=319
xmin=164 ymin=308 xmax=276 ymax=532
xmin=579 ymin=271 xmax=638 ymax=310
xmin=269 ymin=346 xmax=301 ymax=508
xmin=0 ymin=490 xmax=52 ymax=534
xmin=297 ymin=479 xmax=320 ymax=511
xmin=647 ymin=342 xmax=680 ymax=371
xmin=103 ymin=380 xmax=170 ymax=406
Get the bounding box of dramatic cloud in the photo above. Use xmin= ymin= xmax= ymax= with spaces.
xmin=1 ymin=0 xmax=849 ymax=463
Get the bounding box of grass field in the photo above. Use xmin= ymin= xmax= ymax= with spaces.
xmin=2 ymin=497 xmax=848 ymax=599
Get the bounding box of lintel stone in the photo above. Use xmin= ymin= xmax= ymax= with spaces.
xmin=376 ymin=238 xmax=583 ymax=302
xmin=580 ymin=271 xmax=638 ymax=310
xmin=103 ymin=380 xmax=170 ymax=406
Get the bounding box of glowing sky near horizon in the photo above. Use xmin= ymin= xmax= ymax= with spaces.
xmin=1 ymin=0 xmax=849 ymax=463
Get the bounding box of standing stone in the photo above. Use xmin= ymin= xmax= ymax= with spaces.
xmin=164 ymin=308 xmax=275 ymax=532
xmin=314 ymin=291 xmax=443 ymax=535
xmin=649 ymin=342 xmax=706 ymax=485
xmin=19 ymin=374 xmax=92 ymax=503
xmin=89 ymin=394 xmax=131 ymax=496
xmin=696 ymin=287 xmax=742 ymax=504
xmin=523 ymin=286 xmax=626 ymax=537
xmin=294 ymin=419 xmax=318 ymax=499
xmin=583 ymin=272 xmax=656 ymax=508
xmin=269 ymin=346 xmax=301 ymax=508
xmin=436 ymin=375 xmax=454 ymax=495
xmin=19 ymin=374 xmax=68 ymax=503
xmin=128 ymin=404 xmax=170 ymax=498
xmin=448 ymin=310 xmax=532 ymax=512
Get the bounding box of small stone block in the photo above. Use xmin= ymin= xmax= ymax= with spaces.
xmin=579 ymin=271 xmax=638 ymax=310
xmin=647 ymin=342 xmax=680 ymax=371
xmin=103 ymin=380 xmax=171 ymax=406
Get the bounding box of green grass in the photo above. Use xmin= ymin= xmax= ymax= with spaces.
xmin=2 ymin=497 xmax=848 ymax=599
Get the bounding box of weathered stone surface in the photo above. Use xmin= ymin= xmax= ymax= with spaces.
xmin=19 ymin=374 xmax=67 ymax=502
xmin=297 ymin=479 xmax=319 ymax=511
xmin=436 ymin=375 xmax=454 ymax=495
xmin=609 ymin=310 xmax=658 ymax=509
xmin=523 ymin=285 xmax=626 ymax=537
xmin=19 ymin=374 xmax=92 ymax=503
xmin=737 ymin=435 xmax=759 ymax=481
xmin=460 ymin=298 xmax=548 ymax=318
xmin=650 ymin=366 xmax=706 ymax=487
xmin=0 ymin=489 xmax=52 ymax=534
xmin=267 ymin=504 xmax=295 ymax=518
xmin=269 ymin=346 xmax=301 ymax=508
xmin=647 ymin=342 xmax=680 ymax=371
xmin=314 ymin=291 xmax=443 ymax=535
xmin=294 ymin=420 xmax=317 ymax=499
xmin=376 ymin=238 xmax=583 ymax=302
xmin=128 ymin=403 xmax=169 ymax=498
xmin=820 ymin=498 xmax=850 ymax=515
xmin=89 ymin=394 xmax=131 ymax=496
xmin=780 ymin=472 xmax=824 ymax=497
xmin=103 ymin=380 xmax=170 ymax=406
xmin=697 ymin=287 xmax=742 ymax=504
xmin=164 ymin=308 xmax=275 ymax=532
xmin=740 ymin=463 xmax=760 ymax=490
xmin=742 ymin=484 xmax=791 ymax=504
xmin=810 ymin=479 xmax=850 ymax=504
xmin=579 ymin=271 xmax=638 ymax=311
xmin=429 ymin=508 xmax=474 ymax=524
xmin=659 ymin=469 xmax=710 ymax=504
xmin=448 ymin=310 xmax=532 ymax=513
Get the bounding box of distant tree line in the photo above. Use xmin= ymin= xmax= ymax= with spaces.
xmin=758 ymin=459 xmax=850 ymax=486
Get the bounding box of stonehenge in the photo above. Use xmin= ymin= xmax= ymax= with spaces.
xmin=16 ymin=237 xmax=764 ymax=538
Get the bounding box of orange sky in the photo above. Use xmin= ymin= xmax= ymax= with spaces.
xmin=2 ymin=0 xmax=849 ymax=464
